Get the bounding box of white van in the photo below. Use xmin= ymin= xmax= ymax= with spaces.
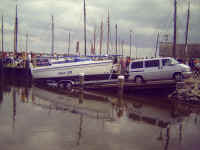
xmin=128 ymin=57 xmax=192 ymax=84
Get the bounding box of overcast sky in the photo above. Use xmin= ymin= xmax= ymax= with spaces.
xmin=0 ymin=0 xmax=199 ymax=58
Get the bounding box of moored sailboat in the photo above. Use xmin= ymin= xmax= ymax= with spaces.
xmin=30 ymin=56 xmax=115 ymax=83
xmin=29 ymin=0 xmax=119 ymax=84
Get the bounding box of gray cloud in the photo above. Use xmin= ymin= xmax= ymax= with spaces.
xmin=0 ymin=0 xmax=199 ymax=56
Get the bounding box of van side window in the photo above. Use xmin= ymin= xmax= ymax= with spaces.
xmin=131 ymin=61 xmax=143 ymax=69
xmin=145 ymin=60 xmax=159 ymax=68
xmin=162 ymin=59 xmax=171 ymax=66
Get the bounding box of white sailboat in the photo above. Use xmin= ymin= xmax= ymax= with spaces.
xmin=30 ymin=57 xmax=114 ymax=83
xmin=30 ymin=1 xmax=117 ymax=84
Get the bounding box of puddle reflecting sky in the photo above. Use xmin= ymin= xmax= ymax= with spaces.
xmin=0 ymin=84 xmax=199 ymax=150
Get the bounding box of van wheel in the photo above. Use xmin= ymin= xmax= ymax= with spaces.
xmin=58 ymin=82 xmax=65 ymax=89
xmin=135 ymin=76 xmax=144 ymax=85
xmin=173 ymin=73 xmax=183 ymax=82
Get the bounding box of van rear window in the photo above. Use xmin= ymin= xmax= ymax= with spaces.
xmin=145 ymin=60 xmax=159 ymax=68
xmin=131 ymin=61 xmax=143 ymax=69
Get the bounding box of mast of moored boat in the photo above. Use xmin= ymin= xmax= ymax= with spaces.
xmin=172 ymin=0 xmax=177 ymax=59
xmin=129 ymin=30 xmax=132 ymax=57
xmin=83 ymin=0 xmax=87 ymax=56
xmin=121 ymin=40 xmax=124 ymax=56
xmin=26 ymin=33 xmax=28 ymax=54
xmin=184 ymin=0 xmax=190 ymax=62
xmin=1 ymin=15 xmax=4 ymax=78
xmin=99 ymin=20 xmax=103 ymax=56
xmin=115 ymin=24 xmax=118 ymax=55
xmin=1 ymin=16 xmax=4 ymax=55
xmin=51 ymin=16 xmax=54 ymax=57
xmin=107 ymin=9 xmax=110 ymax=55
xmin=68 ymin=32 xmax=70 ymax=56
xmin=93 ymin=25 xmax=96 ymax=55
xmin=155 ymin=32 xmax=160 ymax=58
xmin=14 ymin=5 xmax=18 ymax=57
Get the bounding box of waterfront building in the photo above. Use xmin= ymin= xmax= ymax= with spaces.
xmin=159 ymin=42 xmax=200 ymax=59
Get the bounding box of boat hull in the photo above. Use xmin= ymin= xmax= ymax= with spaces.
xmin=31 ymin=60 xmax=117 ymax=82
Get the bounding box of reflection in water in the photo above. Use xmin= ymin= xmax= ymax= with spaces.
xmin=12 ymin=88 xmax=16 ymax=134
xmin=164 ymin=127 xmax=170 ymax=150
xmin=31 ymin=86 xmax=113 ymax=121
xmin=79 ymin=86 xmax=84 ymax=104
xmin=0 ymin=85 xmax=3 ymax=107
xmin=157 ymin=128 xmax=163 ymax=141
xmin=0 ymin=70 xmax=4 ymax=107
xmin=21 ymin=87 xmax=30 ymax=103
xmin=179 ymin=123 xmax=183 ymax=144
xmin=125 ymin=94 xmax=200 ymax=150
xmin=0 ymin=83 xmax=200 ymax=150
xmin=76 ymin=114 xmax=83 ymax=146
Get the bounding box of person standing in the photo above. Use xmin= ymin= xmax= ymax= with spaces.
xmin=126 ymin=56 xmax=131 ymax=73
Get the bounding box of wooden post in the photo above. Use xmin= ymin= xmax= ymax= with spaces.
xmin=118 ymin=75 xmax=124 ymax=97
xmin=79 ymin=73 xmax=85 ymax=89
xmin=176 ymin=82 xmax=184 ymax=90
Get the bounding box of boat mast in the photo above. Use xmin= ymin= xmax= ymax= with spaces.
xmin=26 ymin=33 xmax=28 ymax=53
xmin=93 ymin=25 xmax=96 ymax=55
xmin=99 ymin=20 xmax=103 ymax=56
xmin=172 ymin=0 xmax=177 ymax=58
xmin=83 ymin=0 xmax=87 ymax=56
xmin=14 ymin=5 xmax=18 ymax=55
xmin=184 ymin=0 xmax=190 ymax=60
xmin=121 ymin=40 xmax=124 ymax=56
xmin=155 ymin=32 xmax=160 ymax=58
xmin=130 ymin=30 xmax=132 ymax=57
xmin=115 ymin=24 xmax=118 ymax=55
xmin=1 ymin=16 xmax=4 ymax=55
xmin=107 ymin=9 xmax=110 ymax=55
xmin=68 ymin=32 xmax=70 ymax=56
xmin=51 ymin=16 xmax=54 ymax=56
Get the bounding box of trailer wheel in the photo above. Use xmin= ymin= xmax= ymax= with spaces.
xmin=65 ymin=82 xmax=73 ymax=90
xmin=58 ymin=81 xmax=73 ymax=90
